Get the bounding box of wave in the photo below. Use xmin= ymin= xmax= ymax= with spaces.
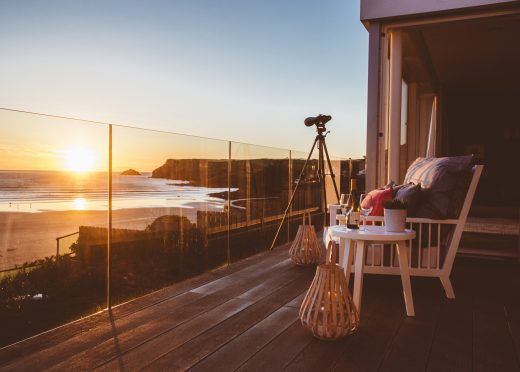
xmin=0 ymin=170 xmax=233 ymax=212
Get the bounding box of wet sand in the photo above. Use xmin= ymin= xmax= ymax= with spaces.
xmin=0 ymin=204 xmax=214 ymax=271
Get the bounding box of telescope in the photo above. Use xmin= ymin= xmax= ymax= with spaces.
xmin=304 ymin=114 xmax=332 ymax=127
xmin=270 ymin=113 xmax=340 ymax=250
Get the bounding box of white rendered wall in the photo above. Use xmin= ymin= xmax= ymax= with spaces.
xmin=361 ymin=0 xmax=515 ymax=21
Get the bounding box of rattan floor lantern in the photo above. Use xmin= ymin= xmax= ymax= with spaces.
xmin=299 ymin=241 xmax=359 ymax=340
xmin=288 ymin=212 xmax=322 ymax=266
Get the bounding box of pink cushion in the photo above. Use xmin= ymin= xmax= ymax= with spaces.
xmin=361 ymin=188 xmax=393 ymax=216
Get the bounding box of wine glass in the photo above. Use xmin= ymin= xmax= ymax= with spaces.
xmin=359 ymin=193 xmax=373 ymax=231
xmin=339 ymin=193 xmax=353 ymax=227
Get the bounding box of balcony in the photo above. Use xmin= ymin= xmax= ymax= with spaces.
xmin=1 ymin=108 xmax=519 ymax=370
xmin=1 ymin=243 xmax=519 ymax=370
xmin=0 ymin=108 xmax=342 ymax=347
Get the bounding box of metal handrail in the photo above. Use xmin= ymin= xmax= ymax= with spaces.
xmin=56 ymin=231 xmax=79 ymax=256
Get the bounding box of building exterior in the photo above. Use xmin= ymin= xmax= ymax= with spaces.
xmin=360 ymin=0 xmax=520 ymax=258
xmin=361 ymin=0 xmax=519 ymax=201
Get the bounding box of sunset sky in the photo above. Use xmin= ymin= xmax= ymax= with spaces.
xmin=0 ymin=0 xmax=368 ymax=171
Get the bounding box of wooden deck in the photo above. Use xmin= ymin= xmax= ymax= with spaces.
xmin=1 ymin=244 xmax=519 ymax=371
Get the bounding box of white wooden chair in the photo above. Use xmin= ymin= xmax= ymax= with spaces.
xmin=329 ymin=165 xmax=483 ymax=299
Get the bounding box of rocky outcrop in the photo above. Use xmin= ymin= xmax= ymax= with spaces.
xmin=152 ymin=159 xmax=227 ymax=186
xmin=151 ymin=158 xmax=299 ymax=200
xmin=121 ymin=169 xmax=141 ymax=176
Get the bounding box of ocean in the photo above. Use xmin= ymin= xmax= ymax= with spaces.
xmin=0 ymin=170 xmax=229 ymax=213
xmin=0 ymin=170 xmax=233 ymax=270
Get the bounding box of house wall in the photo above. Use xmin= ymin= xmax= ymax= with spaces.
xmin=361 ymin=0 xmax=515 ymax=21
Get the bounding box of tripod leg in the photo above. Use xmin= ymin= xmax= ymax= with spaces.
xmin=318 ymin=138 xmax=328 ymax=224
xmin=269 ymin=136 xmax=319 ymax=250
xmin=322 ymin=139 xmax=340 ymax=203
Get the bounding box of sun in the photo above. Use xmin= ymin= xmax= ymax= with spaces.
xmin=73 ymin=197 xmax=87 ymax=210
xmin=63 ymin=148 xmax=96 ymax=172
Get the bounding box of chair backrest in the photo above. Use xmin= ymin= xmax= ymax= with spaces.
xmin=455 ymin=164 xmax=484 ymax=224
xmin=442 ymin=164 xmax=484 ymax=274
xmin=328 ymin=165 xmax=484 ymax=277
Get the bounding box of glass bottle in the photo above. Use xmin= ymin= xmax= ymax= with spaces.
xmin=349 ymin=179 xmax=360 ymax=225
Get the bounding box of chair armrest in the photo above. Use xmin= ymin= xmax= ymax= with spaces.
xmin=328 ymin=204 xmax=341 ymax=226
xmin=366 ymin=215 xmax=459 ymax=225
xmin=405 ymin=217 xmax=459 ymax=225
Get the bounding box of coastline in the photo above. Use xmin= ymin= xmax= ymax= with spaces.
xmin=0 ymin=202 xmax=222 ymax=271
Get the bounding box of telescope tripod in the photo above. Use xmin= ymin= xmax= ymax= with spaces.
xmin=269 ymin=124 xmax=340 ymax=250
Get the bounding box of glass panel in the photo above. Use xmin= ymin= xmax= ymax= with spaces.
xmin=0 ymin=109 xmax=108 ymax=347
xmin=111 ymin=126 xmax=229 ymax=306
xmin=289 ymin=150 xmax=323 ymax=238
xmin=229 ymin=143 xmax=290 ymax=258
xmin=325 ymin=155 xmax=342 ymax=206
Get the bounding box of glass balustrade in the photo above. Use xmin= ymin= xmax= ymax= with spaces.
xmin=0 ymin=109 xmax=108 ymax=347
xmin=0 ymin=108 xmax=352 ymax=347
xmin=229 ymin=142 xmax=291 ymax=260
xmin=110 ymin=125 xmax=229 ymax=306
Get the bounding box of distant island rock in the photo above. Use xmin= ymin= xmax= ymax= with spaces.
xmin=121 ymin=169 xmax=141 ymax=176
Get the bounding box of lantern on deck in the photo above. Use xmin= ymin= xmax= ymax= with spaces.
xmin=288 ymin=212 xmax=323 ymax=266
xmin=299 ymin=241 xmax=359 ymax=340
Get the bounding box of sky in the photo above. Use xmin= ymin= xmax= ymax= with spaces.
xmin=0 ymin=0 xmax=368 ymax=170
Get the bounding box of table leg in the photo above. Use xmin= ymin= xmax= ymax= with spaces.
xmin=339 ymin=237 xmax=345 ymax=266
xmin=352 ymin=240 xmax=366 ymax=316
xmin=340 ymin=239 xmax=354 ymax=287
xmin=396 ymin=242 xmax=415 ymax=316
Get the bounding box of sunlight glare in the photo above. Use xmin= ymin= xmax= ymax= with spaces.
xmin=64 ymin=148 xmax=95 ymax=172
xmin=73 ymin=197 xmax=86 ymax=210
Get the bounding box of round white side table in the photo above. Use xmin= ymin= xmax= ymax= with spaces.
xmin=329 ymin=225 xmax=416 ymax=317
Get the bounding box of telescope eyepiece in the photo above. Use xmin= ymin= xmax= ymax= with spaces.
xmin=304 ymin=114 xmax=332 ymax=127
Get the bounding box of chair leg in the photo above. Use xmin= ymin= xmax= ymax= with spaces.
xmin=440 ymin=275 xmax=455 ymax=299
xmin=396 ymin=242 xmax=415 ymax=316
xmin=342 ymin=239 xmax=355 ymax=288
xmin=352 ymin=241 xmax=366 ymax=316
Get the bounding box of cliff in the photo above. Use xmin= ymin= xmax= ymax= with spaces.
xmin=151 ymin=158 xmax=308 ymax=200
xmin=152 ymin=159 xmax=228 ymax=187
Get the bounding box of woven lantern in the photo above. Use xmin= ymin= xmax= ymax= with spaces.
xmin=299 ymin=241 xmax=359 ymax=340
xmin=289 ymin=212 xmax=322 ymax=266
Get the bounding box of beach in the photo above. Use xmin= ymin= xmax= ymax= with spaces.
xmin=0 ymin=203 xmax=219 ymax=271
xmin=0 ymin=170 xmax=232 ymax=270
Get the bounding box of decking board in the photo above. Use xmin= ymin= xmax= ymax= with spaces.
xmin=473 ymin=302 xmax=520 ymax=372
xmin=97 ymin=272 xmax=311 ymax=371
xmin=142 ymin=269 xmax=314 ymax=371
xmin=0 ymin=246 xmax=289 ymax=370
xmin=95 ymin=298 xmax=254 ymax=371
xmin=0 ymin=244 xmax=287 ymax=363
xmin=426 ymin=298 xmax=474 ymax=372
xmin=236 ymin=320 xmax=313 ymax=372
xmin=505 ymin=304 xmax=520 ymax=365
xmin=282 ymin=276 xmax=399 ymax=372
xmin=328 ymin=277 xmax=407 ymax=372
xmin=378 ymin=278 xmax=442 ymax=372
xmin=189 ymin=306 xmax=298 ymax=371
xmin=52 ymin=256 xmax=295 ymax=370
xmin=0 ymin=246 xmax=519 ymax=372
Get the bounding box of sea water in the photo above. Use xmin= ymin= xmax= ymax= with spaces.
xmin=0 ymin=170 xmax=229 ymax=213
xmin=0 ymin=170 xmax=233 ymax=270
